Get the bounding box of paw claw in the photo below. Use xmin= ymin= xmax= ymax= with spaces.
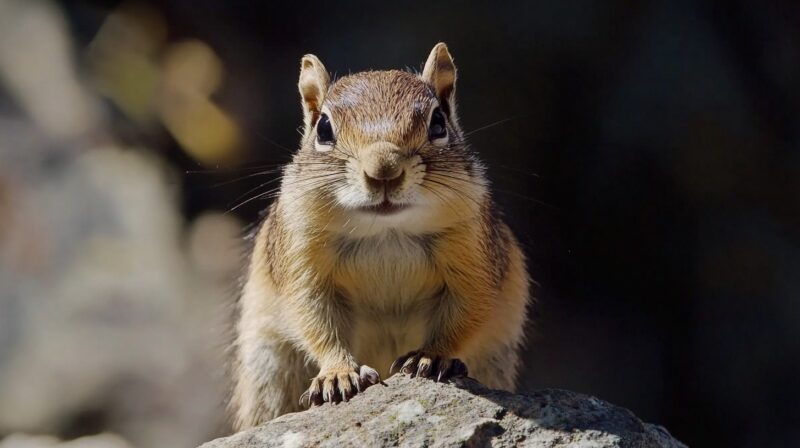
xmin=389 ymin=358 xmax=402 ymax=374
xmin=417 ymin=356 xmax=434 ymax=378
xmin=350 ymin=372 xmax=362 ymax=393
xmin=299 ymin=391 xmax=309 ymax=407
xmin=359 ymin=365 xmax=381 ymax=385
xmin=390 ymin=351 xmax=415 ymax=374
xmin=390 ymin=351 xmax=468 ymax=383
xmin=300 ymin=364 xmax=378 ymax=408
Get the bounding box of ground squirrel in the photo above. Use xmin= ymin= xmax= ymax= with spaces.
xmin=231 ymin=43 xmax=531 ymax=429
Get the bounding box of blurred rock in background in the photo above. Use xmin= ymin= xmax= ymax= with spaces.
xmin=0 ymin=433 xmax=132 ymax=448
xmin=0 ymin=1 xmax=243 ymax=447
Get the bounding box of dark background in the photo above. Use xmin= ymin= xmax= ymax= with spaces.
xmin=59 ymin=1 xmax=800 ymax=446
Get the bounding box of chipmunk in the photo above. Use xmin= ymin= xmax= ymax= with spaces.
xmin=231 ymin=43 xmax=531 ymax=429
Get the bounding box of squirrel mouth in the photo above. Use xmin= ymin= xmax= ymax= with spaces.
xmin=358 ymin=200 xmax=408 ymax=215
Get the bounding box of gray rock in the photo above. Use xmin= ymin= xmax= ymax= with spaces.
xmin=200 ymin=375 xmax=686 ymax=448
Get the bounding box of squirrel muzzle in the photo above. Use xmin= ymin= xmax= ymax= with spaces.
xmin=361 ymin=141 xmax=406 ymax=194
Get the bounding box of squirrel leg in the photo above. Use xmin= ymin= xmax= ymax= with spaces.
xmin=232 ymin=336 xmax=313 ymax=429
xmin=462 ymin=342 xmax=521 ymax=391
xmin=389 ymin=290 xmax=486 ymax=382
xmin=295 ymin=293 xmax=382 ymax=407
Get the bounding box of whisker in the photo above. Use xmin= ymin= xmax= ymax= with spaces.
xmin=495 ymin=165 xmax=540 ymax=178
xmin=187 ymin=161 xmax=337 ymax=182
xmin=423 ymin=176 xmax=485 ymax=210
xmin=185 ymin=163 xmax=284 ymax=176
xmin=227 ymin=189 xmax=275 ymax=213
xmin=425 ymin=169 xmax=475 ymax=182
xmin=254 ymin=131 xmax=296 ymax=154
xmin=332 ymin=144 xmax=358 ymax=161
xmin=419 ymin=183 xmax=465 ymax=220
xmin=491 ymin=187 xmax=558 ymax=210
xmin=426 ymin=171 xmax=554 ymax=209
xmin=210 ymin=168 xmax=284 ymax=188
xmin=464 ymin=117 xmax=516 ymax=137
xmin=228 ymin=174 xmax=285 ymax=204
xmin=226 ymin=172 xmax=345 ymax=213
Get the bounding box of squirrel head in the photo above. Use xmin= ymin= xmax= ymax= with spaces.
xmin=284 ymin=43 xmax=488 ymax=237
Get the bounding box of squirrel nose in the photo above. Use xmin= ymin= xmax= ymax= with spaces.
xmin=364 ymin=169 xmax=405 ymax=193
xmin=362 ymin=141 xmax=405 ymax=193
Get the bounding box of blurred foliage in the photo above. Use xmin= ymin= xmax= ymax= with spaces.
xmin=85 ymin=1 xmax=242 ymax=166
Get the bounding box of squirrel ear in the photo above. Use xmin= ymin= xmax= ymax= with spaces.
xmin=298 ymin=54 xmax=330 ymax=127
xmin=422 ymin=43 xmax=457 ymax=114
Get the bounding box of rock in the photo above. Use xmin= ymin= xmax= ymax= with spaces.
xmin=0 ymin=433 xmax=133 ymax=448
xmin=200 ymin=375 xmax=685 ymax=448
xmin=0 ymin=2 xmax=240 ymax=446
xmin=0 ymin=136 xmax=238 ymax=447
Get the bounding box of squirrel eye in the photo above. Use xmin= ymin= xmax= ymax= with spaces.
xmin=316 ymin=113 xmax=335 ymax=145
xmin=428 ymin=107 xmax=447 ymax=142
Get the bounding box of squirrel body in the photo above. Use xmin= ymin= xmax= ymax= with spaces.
xmin=232 ymin=44 xmax=531 ymax=429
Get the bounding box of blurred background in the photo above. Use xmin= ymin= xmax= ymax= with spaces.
xmin=0 ymin=0 xmax=797 ymax=447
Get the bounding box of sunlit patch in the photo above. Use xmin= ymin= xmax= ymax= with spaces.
xmin=362 ymin=118 xmax=395 ymax=138
xmin=86 ymin=4 xmax=242 ymax=166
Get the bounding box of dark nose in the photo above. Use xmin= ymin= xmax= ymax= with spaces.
xmin=365 ymin=169 xmax=405 ymax=193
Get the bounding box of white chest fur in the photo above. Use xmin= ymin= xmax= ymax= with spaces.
xmin=332 ymin=231 xmax=443 ymax=374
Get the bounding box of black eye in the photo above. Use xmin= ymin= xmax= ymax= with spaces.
xmin=428 ymin=107 xmax=447 ymax=141
xmin=316 ymin=113 xmax=335 ymax=144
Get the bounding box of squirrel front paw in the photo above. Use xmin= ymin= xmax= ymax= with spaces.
xmin=299 ymin=364 xmax=381 ymax=407
xmin=390 ymin=351 xmax=468 ymax=381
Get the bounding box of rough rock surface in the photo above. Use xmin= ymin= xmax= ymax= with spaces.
xmin=201 ymin=375 xmax=685 ymax=448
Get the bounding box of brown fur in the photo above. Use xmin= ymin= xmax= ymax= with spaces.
xmin=231 ymin=43 xmax=531 ymax=430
